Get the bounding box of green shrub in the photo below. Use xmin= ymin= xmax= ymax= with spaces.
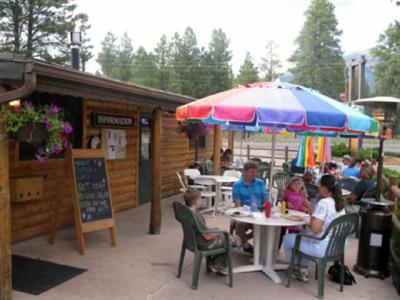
xmin=331 ymin=142 xmax=349 ymax=157
xmin=385 ymin=151 xmax=400 ymax=158
xmin=355 ymin=147 xmax=379 ymax=161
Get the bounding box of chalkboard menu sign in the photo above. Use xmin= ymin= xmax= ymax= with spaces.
xmin=73 ymin=157 xmax=112 ymax=223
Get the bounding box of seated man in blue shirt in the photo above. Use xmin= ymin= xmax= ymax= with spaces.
xmin=346 ymin=163 xmax=376 ymax=213
xmin=232 ymin=160 xmax=269 ymax=253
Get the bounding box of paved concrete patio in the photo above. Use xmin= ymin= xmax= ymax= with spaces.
xmin=12 ymin=194 xmax=398 ymax=300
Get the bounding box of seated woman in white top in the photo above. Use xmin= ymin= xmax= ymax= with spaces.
xmin=283 ymin=174 xmax=345 ymax=282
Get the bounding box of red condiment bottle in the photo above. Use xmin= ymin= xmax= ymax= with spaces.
xmin=264 ymin=200 xmax=271 ymax=218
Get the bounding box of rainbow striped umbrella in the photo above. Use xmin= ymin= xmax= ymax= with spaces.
xmin=176 ymin=81 xmax=378 ymax=134
xmin=176 ymin=81 xmax=378 ymax=184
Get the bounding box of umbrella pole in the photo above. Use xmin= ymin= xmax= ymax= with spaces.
xmin=240 ymin=132 xmax=243 ymax=161
xmin=269 ymin=127 xmax=276 ymax=190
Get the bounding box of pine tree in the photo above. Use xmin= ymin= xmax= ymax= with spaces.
xmin=372 ymin=20 xmax=400 ymax=97
xmin=154 ymin=34 xmax=172 ymax=91
xmin=131 ymin=46 xmax=158 ymax=88
xmin=289 ymin=0 xmax=345 ymax=99
xmin=207 ymin=29 xmax=233 ymax=93
xmin=0 ymin=0 xmax=90 ymax=64
xmin=115 ymin=32 xmax=134 ymax=82
xmin=260 ymin=40 xmax=282 ymax=81
xmin=235 ymin=52 xmax=259 ymax=85
xmin=170 ymin=28 xmax=204 ymax=97
xmin=97 ymin=32 xmax=118 ymax=78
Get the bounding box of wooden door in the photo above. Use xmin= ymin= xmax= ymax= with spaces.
xmin=139 ymin=112 xmax=153 ymax=205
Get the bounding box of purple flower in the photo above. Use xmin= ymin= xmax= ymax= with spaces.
xmin=42 ymin=116 xmax=53 ymax=129
xmin=63 ymin=137 xmax=69 ymax=148
xmin=35 ymin=148 xmax=49 ymax=162
xmin=51 ymin=144 xmax=62 ymax=155
xmin=49 ymin=103 xmax=61 ymax=114
xmin=64 ymin=122 xmax=73 ymax=134
xmin=27 ymin=101 xmax=34 ymax=109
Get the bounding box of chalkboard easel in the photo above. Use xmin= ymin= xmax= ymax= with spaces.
xmin=49 ymin=148 xmax=117 ymax=254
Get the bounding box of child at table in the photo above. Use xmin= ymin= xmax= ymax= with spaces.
xmin=184 ymin=188 xmax=241 ymax=275
xmin=283 ymin=177 xmax=311 ymax=231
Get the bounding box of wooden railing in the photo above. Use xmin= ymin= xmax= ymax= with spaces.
xmin=383 ymin=176 xmax=400 ymax=232
xmin=232 ymin=144 xmax=298 ymax=162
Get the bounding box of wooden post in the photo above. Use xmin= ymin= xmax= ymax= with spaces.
xmin=150 ymin=108 xmax=162 ymax=234
xmin=246 ymin=145 xmax=250 ymax=161
xmin=389 ymin=176 xmax=398 ymax=213
xmin=284 ymin=146 xmax=289 ymax=162
xmin=0 ymin=108 xmax=12 ymax=300
xmin=49 ymin=146 xmax=72 ymax=245
xmin=228 ymin=131 xmax=234 ymax=154
xmin=213 ymin=125 xmax=221 ymax=175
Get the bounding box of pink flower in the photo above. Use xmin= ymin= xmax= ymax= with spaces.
xmin=51 ymin=144 xmax=62 ymax=155
xmin=35 ymin=149 xmax=49 ymax=162
xmin=64 ymin=122 xmax=73 ymax=134
xmin=42 ymin=116 xmax=53 ymax=129
xmin=27 ymin=101 xmax=34 ymax=109
xmin=63 ymin=137 xmax=69 ymax=148
xmin=49 ymin=104 xmax=61 ymax=114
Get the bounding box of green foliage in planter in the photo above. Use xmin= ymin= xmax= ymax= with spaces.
xmin=331 ymin=142 xmax=349 ymax=157
xmin=384 ymin=168 xmax=400 ymax=258
xmin=3 ymin=102 xmax=73 ymax=161
xmin=394 ymin=213 xmax=400 ymax=258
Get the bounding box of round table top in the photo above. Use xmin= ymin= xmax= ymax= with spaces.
xmin=342 ymin=189 xmax=351 ymax=196
xmin=195 ymin=175 xmax=239 ymax=183
xmin=232 ymin=210 xmax=309 ymax=227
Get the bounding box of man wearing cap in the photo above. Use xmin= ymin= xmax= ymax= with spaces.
xmin=345 ymin=164 xmax=376 ymax=213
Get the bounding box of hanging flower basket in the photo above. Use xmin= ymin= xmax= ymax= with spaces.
xmin=16 ymin=123 xmax=48 ymax=144
xmin=3 ymin=102 xmax=73 ymax=162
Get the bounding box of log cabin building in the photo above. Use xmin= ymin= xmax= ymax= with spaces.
xmin=0 ymin=53 xmax=218 ymax=298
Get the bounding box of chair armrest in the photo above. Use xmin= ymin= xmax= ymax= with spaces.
xmin=201 ymin=229 xmax=229 ymax=235
xmin=294 ymin=232 xmax=325 ymax=250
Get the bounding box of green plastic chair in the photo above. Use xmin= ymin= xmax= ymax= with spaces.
xmin=272 ymin=171 xmax=291 ymax=202
xmin=282 ymin=161 xmax=292 ymax=176
xmin=173 ymin=201 xmax=233 ymax=290
xmin=287 ymin=213 xmax=358 ymax=299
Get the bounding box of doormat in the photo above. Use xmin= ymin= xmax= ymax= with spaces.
xmin=12 ymin=255 xmax=87 ymax=295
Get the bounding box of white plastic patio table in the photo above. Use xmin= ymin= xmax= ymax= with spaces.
xmin=194 ymin=175 xmax=239 ymax=206
xmin=232 ymin=210 xmax=309 ymax=284
xmin=342 ymin=189 xmax=351 ymax=196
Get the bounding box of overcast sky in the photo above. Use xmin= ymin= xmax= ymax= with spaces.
xmin=75 ymin=0 xmax=400 ymax=75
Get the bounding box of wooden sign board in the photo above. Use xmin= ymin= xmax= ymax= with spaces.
xmin=71 ymin=149 xmax=116 ymax=254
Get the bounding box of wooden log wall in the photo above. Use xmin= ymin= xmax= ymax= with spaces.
xmin=84 ymin=100 xmax=139 ymax=214
xmin=9 ymin=99 xmax=139 ymax=243
xmin=160 ymin=112 xmax=214 ymax=198
xmin=9 ymin=101 xmax=214 ymax=243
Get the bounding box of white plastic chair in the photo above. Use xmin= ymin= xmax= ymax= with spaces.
xmin=194 ymin=177 xmax=218 ymax=215
xmin=223 ymin=170 xmax=242 ymax=179
xmin=184 ymin=168 xmax=201 ymax=180
xmin=176 ymin=172 xmax=187 ymax=193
